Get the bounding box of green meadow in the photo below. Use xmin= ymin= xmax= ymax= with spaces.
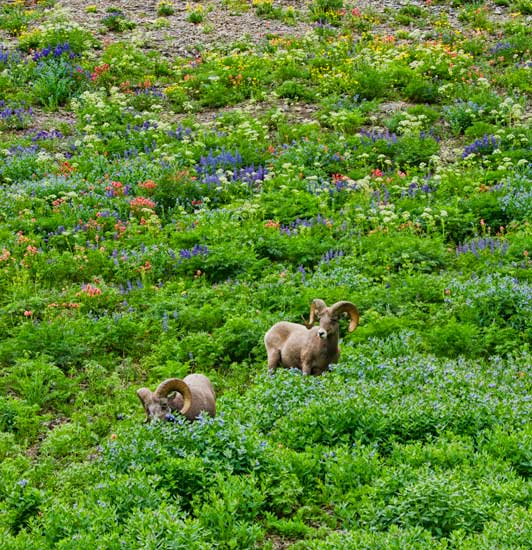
xmin=0 ymin=0 xmax=531 ymax=547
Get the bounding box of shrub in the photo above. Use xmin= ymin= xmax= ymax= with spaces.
xmin=443 ymin=100 xmax=482 ymax=135
xmin=404 ymin=77 xmax=440 ymax=103
xmin=0 ymin=101 xmax=33 ymax=130
xmin=157 ymin=1 xmax=175 ymax=16
xmin=18 ymin=25 xmax=97 ymax=54
xmin=98 ymin=42 xmax=152 ymax=85
xmin=483 ymin=425 xmax=532 ymax=478
xmin=0 ymin=397 xmax=41 ymax=442
xmin=377 ymin=471 xmax=491 ymax=537
xmin=193 ymin=474 xmax=265 ymax=548
xmin=513 ymin=0 xmax=532 ymax=15
xmin=187 ymin=6 xmax=205 ymax=24
xmin=446 ymin=273 xmax=532 ymax=332
xmin=276 ymin=80 xmax=316 ymax=101
xmin=426 ymin=319 xmax=481 ymax=358
xmin=2 ymin=356 xmax=76 ymax=412
xmin=464 ymin=122 xmax=498 ymax=138
xmin=32 ymin=58 xmax=89 ymax=110
xmin=310 ymin=0 xmax=344 ymax=25
xmin=499 ymin=175 xmax=532 ymax=223
xmin=39 ymin=422 xmax=97 ymax=460
xmin=0 ymin=433 xmax=20 ymax=461
xmin=0 ymin=320 xmax=90 ymax=370
xmin=292 ymin=526 xmax=436 ymax=549
xmin=101 ymin=8 xmax=136 ymax=32
xmin=2 ymin=480 xmax=43 ymax=535
xmin=213 ymin=316 xmax=267 ymax=365
xmin=353 ymin=66 xmax=390 ymax=100
xmin=394 ymin=134 xmax=439 ymax=167
xmin=460 ymin=190 xmax=510 ymax=230
xmin=0 ymin=3 xmax=38 ymax=36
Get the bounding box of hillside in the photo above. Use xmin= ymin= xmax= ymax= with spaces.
xmin=1 ymin=0 xmax=532 ymax=548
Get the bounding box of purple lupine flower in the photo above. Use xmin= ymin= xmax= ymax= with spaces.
xmin=462 ymin=135 xmax=499 ymax=159
xmin=359 ymin=128 xmax=397 ymax=145
xmin=196 ymin=148 xmax=244 ymax=179
xmin=31 ymin=129 xmax=63 ymax=141
xmin=489 ymin=41 xmax=511 ymax=54
xmin=321 ymin=249 xmax=345 ymax=264
xmin=455 ymin=237 xmax=507 ymax=257
xmin=167 ymin=124 xmax=193 ymax=141
xmin=0 ymin=101 xmax=33 ymax=127
xmin=32 ymin=43 xmax=74 ymax=62
xmin=178 ymin=245 xmax=209 ymax=261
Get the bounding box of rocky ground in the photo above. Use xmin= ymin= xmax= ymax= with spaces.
xmin=55 ymin=0 xmax=313 ymax=56
xmin=49 ymin=0 xmax=515 ymax=56
xmin=1 ymin=0 xmax=520 ymax=57
xmin=1 ymin=0 xmax=528 ymax=164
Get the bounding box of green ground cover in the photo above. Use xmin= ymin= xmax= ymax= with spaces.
xmin=0 ymin=0 xmax=531 ymax=547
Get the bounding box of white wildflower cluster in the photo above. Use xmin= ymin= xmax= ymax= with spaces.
xmin=493 ymin=97 xmax=525 ymax=126
xmin=396 ymin=113 xmax=429 ymax=136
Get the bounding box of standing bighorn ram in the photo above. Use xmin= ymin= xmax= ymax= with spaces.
xmin=137 ymin=374 xmax=216 ymax=422
xmin=264 ymin=299 xmax=360 ymax=375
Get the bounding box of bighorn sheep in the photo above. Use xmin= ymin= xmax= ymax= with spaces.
xmin=264 ymin=299 xmax=359 ymax=375
xmin=137 ymin=374 xmax=216 ymax=422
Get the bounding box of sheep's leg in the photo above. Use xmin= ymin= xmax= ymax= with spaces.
xmin=267 ymin=349 xmax=281 ymax=373
xmin=301 ymin=362 xmax=312 ymax=376
xmin=301 ymin=348 xmax=313 ymax=375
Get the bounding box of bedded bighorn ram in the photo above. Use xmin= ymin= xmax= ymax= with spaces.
xmin=137 ymin=374 xmax=216 ymax=422
xmin=264 ymin=299 xmax=360 ymax=375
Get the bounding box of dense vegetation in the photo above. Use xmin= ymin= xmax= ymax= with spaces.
xmin=1 ymin=0 xmax=531 ymax=547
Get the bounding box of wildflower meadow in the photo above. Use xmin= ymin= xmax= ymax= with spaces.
xmin=0 ymin=0 xmax=531 ymax=548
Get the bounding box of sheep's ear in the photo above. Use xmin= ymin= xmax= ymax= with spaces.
xmin=307 ymin=299 xmax=328 ymax=326
xmin=137 ymin=388 xmax=154 ymax=421
xmin=137 ymin=388 xmax=152 ymax=407
xmin=311 ymin=299 xmax=328 ymax=315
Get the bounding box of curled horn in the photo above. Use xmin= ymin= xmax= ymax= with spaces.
xmin=155 ymin=378 xmax=193 ymax=417
xmin=306 ymin=299 xmax=328 ymax=328
xmin=330 ymin=301 xmax=360 ymax=332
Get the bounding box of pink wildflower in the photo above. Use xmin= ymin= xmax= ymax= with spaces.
xmin=78 ymin=283 xmax=102 ymax=297
xmin=91 ymin=63 xmax=110 ymax=82
xmin=138 ymin=179 xmax=157 ymax=191
xmin=130 ymin=196 xmax=156 ymax=211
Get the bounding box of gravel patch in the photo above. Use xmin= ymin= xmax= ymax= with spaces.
xmin=2 ymin=0 xmax=527 ymax=161
xmin=55 ymin=0 xmax=313 ymax=56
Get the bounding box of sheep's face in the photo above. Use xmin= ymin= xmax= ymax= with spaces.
xmin=137 ymin=388 xmax=171 ymax=421
xmin=147 ymin=399 xmax=171 ymax=421
xmin=316 ymin=312 xmax=340 ymax=340
xmin=308 ymin=299 xmax=359 ymax=337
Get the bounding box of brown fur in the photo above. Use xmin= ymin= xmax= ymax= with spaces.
xmin=264 ymin=299 xmax=359 ymax=375
xmin=137 ymin=374 xmax=216 ymax=421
